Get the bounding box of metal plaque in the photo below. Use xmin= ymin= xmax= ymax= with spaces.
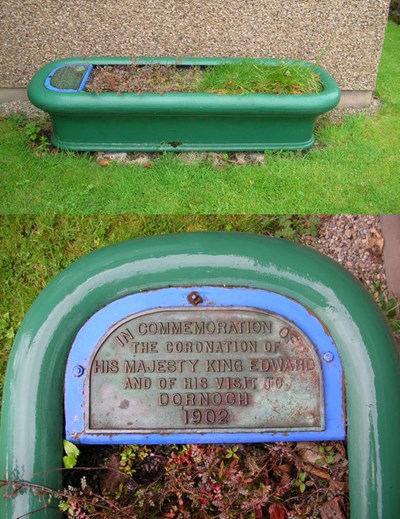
xmin=65 ymin=286 xmax=344 ymax=444
xmin=89 ymin=308 xmax=323 ymax=432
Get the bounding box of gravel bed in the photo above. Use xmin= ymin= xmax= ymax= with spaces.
xmin=0 ymin=100 xmax=45 ymax=118
xmin=301 ymin=215 xmax=387 ymax=299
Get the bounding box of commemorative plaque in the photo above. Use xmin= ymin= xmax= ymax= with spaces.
xmin=65 ymin=287 xmax=344 ymax=443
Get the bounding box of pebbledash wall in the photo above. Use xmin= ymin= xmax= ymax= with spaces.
xmin=0 ymin=0 xmax=391 ymax=107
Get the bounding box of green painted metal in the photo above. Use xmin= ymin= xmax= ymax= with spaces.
xmin=28 ymin=57 xmax=341 ymax=151
xmin=0 ymin=233 xmax=399 ymax=518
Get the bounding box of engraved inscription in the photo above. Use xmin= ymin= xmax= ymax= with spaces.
xmin=88 ymin=308 xmax=324 ymax=432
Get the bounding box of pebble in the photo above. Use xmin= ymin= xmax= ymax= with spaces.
xmin=303 ymin=215 xmax=387 ymax=296
xmin=102 ymin=152 xmax=129 ymax=162
xmin=0 ymin=100 xmax=45 ymax=118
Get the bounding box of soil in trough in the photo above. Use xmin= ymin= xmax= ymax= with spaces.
xmin=85 ymin=65 xmax=203 ymax=94
xmin=85 ymin=62 xmax=323 ymax=95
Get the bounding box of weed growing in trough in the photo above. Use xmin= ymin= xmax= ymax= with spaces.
xmin=85 ymin=60 xmax=322 ymax=95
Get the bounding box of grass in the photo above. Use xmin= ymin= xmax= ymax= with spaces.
xmin=198 ymin=61 xmax=322 ymax=94
xmin=0 ymin=214 xmax=319 ymax=402
xmin=0 ymin=23 xmax=399 ymax=213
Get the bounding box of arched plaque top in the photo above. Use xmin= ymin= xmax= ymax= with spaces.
xmin=65 ymin=286 xmax=344 ymax=444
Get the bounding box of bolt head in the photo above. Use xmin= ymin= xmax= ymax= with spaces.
xmin=73 ymin=365 xmax=84 ymax=377
xmin=322 ymin=352 xmax=334 ymax=363
xmin=187 ymin=291 xmax=203 ymax=306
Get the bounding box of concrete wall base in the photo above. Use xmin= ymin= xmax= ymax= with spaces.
xmin=338 ymin=90 xmax=373 ymax=108
xmin=0 ymin=88 xmax=28 ymax=104
xmin=380 ymin=215 xmax=400 ymax=299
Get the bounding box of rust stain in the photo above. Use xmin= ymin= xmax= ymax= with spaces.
xmin=187 ymin=291 xmax=204 ymax=306
xmin=168 ymin=141 xmax=182 ymax=148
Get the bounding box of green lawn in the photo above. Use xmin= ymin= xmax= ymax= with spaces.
xmin=0 ymin=23 xmax=399 ymax=214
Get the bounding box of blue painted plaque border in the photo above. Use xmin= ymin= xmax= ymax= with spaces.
xmin=44 ymin=64 xmax=93 ymax=92
xmin=65 ymin=286 xmax=345 ymax=444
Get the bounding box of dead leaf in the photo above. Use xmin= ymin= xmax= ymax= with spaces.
xmin=319 ymin=496 xmax=346 ymax=519
xmin=296 ymin=442 xmax=324 ymax=465
xmin=328 ymin=478 xmax=348 ymax=493
xmin=269 ymin=502 xmax=288 ymax=519
xmin=277 ymin=463 xmax=292 ymax=474
xmin=97 ymin=159 xmax=110 ymax=167
xmin=99 ymin=453 xmax=127 ymax=494
xmin=274 ymin=462 xmax=292 ymax=490
xmin=303 ymin=462 xmax=331 ymax=480
xmin=246 ymin=455 xmax=262 ymax=476
xmin=277 ymin=471 xmax=292 ymax=489
xmin=367 ymin=237 xmax=384 ymax=252
xmin=335 ymin=442 xmax=347 ymax=459
xmin=367 ymin=228 xmax=384 ymax=252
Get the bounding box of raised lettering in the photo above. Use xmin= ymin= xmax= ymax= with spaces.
xmin=93 ymin=360 xmax=119 ymax=374
xmin=206 ymin=359 xmax=243 ymax=372
xmin=183 ymin=377 xmax=208 ymax=389
xmin=124 ymin=377 xmax=151 ymax=390
xmin=89 ymin=306 xmax=324 ymax=432
xmin=215 ymin=376 xmax=257 ymax=389
xmin=116 ymin=328 xmax=134 ymax=346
